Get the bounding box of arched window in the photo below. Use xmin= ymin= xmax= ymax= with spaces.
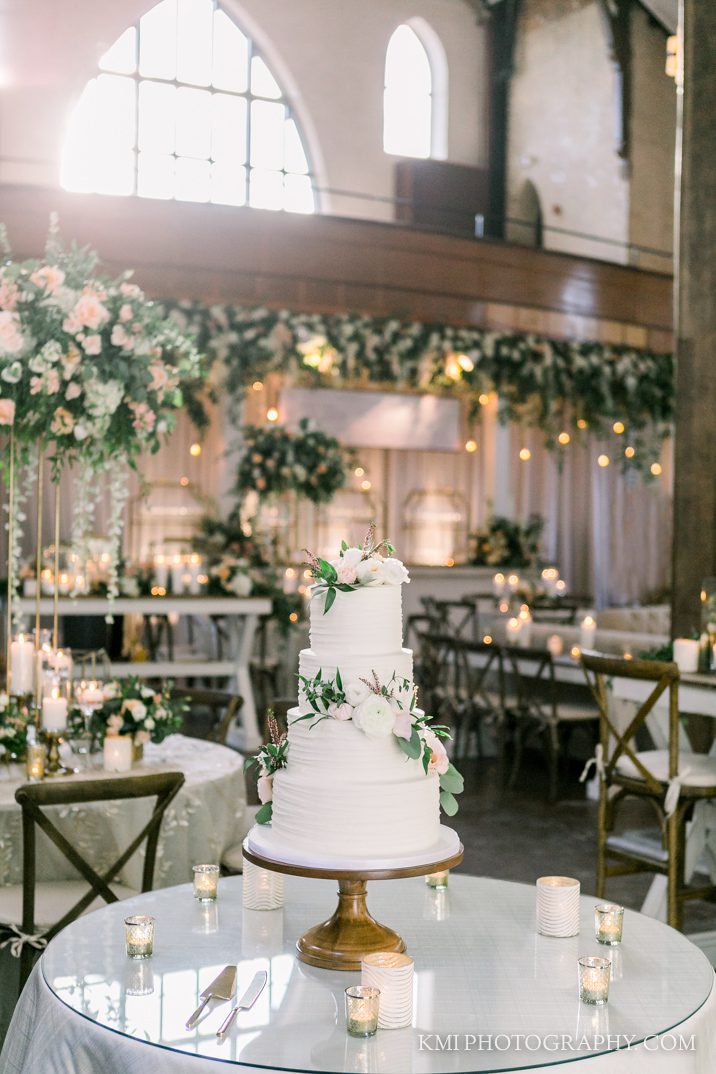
xmin=383 ymin=23 xmax=441 ymax=159
xmin=60 ymin=0 xmax=315 ymax=213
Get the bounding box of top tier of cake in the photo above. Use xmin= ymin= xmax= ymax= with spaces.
xmin=309 ymin=585 xmax=404 ymax=661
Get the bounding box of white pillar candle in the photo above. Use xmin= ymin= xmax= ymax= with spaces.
xmin=170 ymin=555 xmax=185 ymax=595
xmin=506 ymin=617 xmax=522 ymax=644
xmin=555 ymin=579 xmax=567 ymax=597
xmin=518 ymin=607 xmax=532 ymax=646
xmin=10 ymin=634 xmax=34 ymax=694
xmin=673 ymin=638 xmax=700 ymax=673
xmin=507 ymin=573 xmax=520 ymax=594
xmin=22 ymin=577 xmax=37 ymax=598
xmin=580 ymin=615 xmax=597 ymax=651
xmin=57 ymin=572 xmax=72 ymax=596
xmin=547 ymin=634 xmax=564 ymax=657
xmin=40 ymin=569 xmax=54 ymax=596
xmin=536 ymin=875 xmax=580 ymax=937
xmin=541 ymin=567 xmax=559 ymax=597
xmin=42 ymin=689 xmax=68 ymax=732
xmin=153 ymin=553 xmax=169 ymax=589
xmin=104 ymin=734 xmax=133 ymax=773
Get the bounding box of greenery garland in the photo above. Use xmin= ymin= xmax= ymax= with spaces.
xmin=166 ymin=301 xmax=673 ymax=477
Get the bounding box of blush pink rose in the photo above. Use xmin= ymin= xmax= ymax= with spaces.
xmin=328 ymin=702 xmax=353 ymax=721
xmin=71 ymin=294 xmax=109 ymax=330
xmin=82 ymin=334 xmax=102 ymax=355
xmin=30 ymin=265 xmax=65 ymax=294
xmin=65 ymin=381 xmax=81 ymax=400
xmin=392 ymin=707 xmax=413 ymax=741
xmin=119 ymin=303 xmax=133 ymax=322
xmin=424 ymin=728 xmax=450 ymax=775
xmin=0 ymin=399 xmax=15 ymax=426
xmin=128 ymin=401 xmax=157 ymax=431
xmin=148 ymin=361 xmax=169 ymax=392
xmin=0 ymin=311 xmax=24 ymax=355
xmin=330 ymin=559 xmax=358 ymax=585
xmin=45 ymin=369 xmax=60 ymax=394
xmin=0 ymin=279 xmax=19 ymax=311
xmin=50 ymin=407 xmax=74 ymax=435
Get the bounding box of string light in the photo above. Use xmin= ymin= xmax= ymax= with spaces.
xmin=266 ymin=407 xmax=279 ymax=422
xmin=354 ymin=467 xmax=365 ymax=477
xmin=478 ymin=393 xmax=490 ymax=407
xmin=289 ymin=612 xmax=298 ymax=623
xmin=597 ymin=455 xmax=610 ymax=468
xmin=179 ymin=476 xmax=189 ymax=486
xmin=483 ymin=635 xmax=493 ymax=645
xmin=446 ymin=557 xmax=455 ymax=567
xmin=252 ymin=381 xmax=264 ymax=392
xmin=577 ymin=419 xmax=588 ymax=430
xmin=457 ymin=353 xmax=474 ymax=372
xmin=624 ymin=446 xmax=635 ymax=459
xmin=612 ymin=421 xmax=625 ymax=435
xmin=465 ymin=439 xmax=478 ymax=453
xmin=519 ymin=447 xmax=531 ymax=461
xmin=189 ymin=442 xmax=202 ymax=457
xmin=361 ymin=479 xmax=372 ymax=491
xmin=650 ymin=462 xmax=662 ymax=476
xmin=558 ymin=432 xmax=570 ymax=446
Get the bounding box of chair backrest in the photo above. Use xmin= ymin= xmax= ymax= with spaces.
xmin=501 ymin=644 xmax=558 ymax=722
xmin=171 ymin=687 xmax=243 ymax=745
xmin=530 ymin=598 xmax=579 ymax=625
xmin=450 ymin=638 xmax=504 ymax=715
xmin=420 ymin=597 xmax=478 ymax=640
xmin=580 ymin=652 xmax=680 ymax=791
xmin=15 ymin=770 xmax=185 ymax=945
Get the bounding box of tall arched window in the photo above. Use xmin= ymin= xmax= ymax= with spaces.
xmin=60 ymin=0 xmax=315 ymax=213
xmin=383 ymin=24 xmax=435 ymax=158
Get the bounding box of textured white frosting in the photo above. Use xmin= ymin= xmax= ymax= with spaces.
xmin=271 ymin=712 xmax=441 ymax=857
xmin=268 ymin=581 xmax=443 ymax=860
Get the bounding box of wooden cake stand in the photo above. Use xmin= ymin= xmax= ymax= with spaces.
xmin=243 ymin=835 xmax=464 ymax=971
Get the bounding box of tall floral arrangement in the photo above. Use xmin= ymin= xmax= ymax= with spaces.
xmin=0 ymin=219 xmax=206 ymax=611
xmin=235 ymin=418 xmax=350 ymax=504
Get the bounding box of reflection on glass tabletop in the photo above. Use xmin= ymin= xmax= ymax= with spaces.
xmin=42 ymin=874 xmax=714 ymax=1073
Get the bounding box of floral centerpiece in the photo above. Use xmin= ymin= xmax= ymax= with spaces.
xmin=305 ymin=523 xmax=410 ymax=613
xmin=470 ymin=514 xmax=544 ymax=568
xmin=0 ymin=694 xmax=32 ymax=762
xmin=235 ymin=418 xmax=351 ymax=504
xmin=0 ymin=218 xmax=206 ymax=613
xmin=88 ymin=678 xmax=187 ymax=747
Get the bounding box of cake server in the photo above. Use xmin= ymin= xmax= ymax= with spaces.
xmin=216 ymin=970 xmax=267 ymax=1039
xmin=185 ymin=965 xmax=237 ymax=1029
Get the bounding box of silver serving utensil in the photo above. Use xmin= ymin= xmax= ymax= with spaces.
xmin=186 ymin=965 xmax=237 ymax=1029
xmin=216 ymin=970 xmax=267 ymax=1039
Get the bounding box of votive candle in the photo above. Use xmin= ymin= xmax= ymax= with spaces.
xmin=425 ymin=870 xmax=449 ymax=889
xmin=506 ymin=617 xmax=522 ymax=644
xmin=193 ymin=864 xmax=220 ymax=902
xmin=125 ymin=915 xmax=155 ymax=960
xmin=673 ymin=638 xmax=699 ymax=673
xmin=153 ymin=553 xmax=169 ymax=589
xmin=578 ymin=956 xmax=611 ymax=1005
xmin=595 ymin=903 xmax=624 ymax=945
xmin=345 ymin=986 xmax=380 ymax=1038
xmin=25 ymin=742 xmax=46 ymax=782
xmin=547 ymin=634 xmax=564 ymax=657
xmin=104 ymin=733 xmax=133 ymax=773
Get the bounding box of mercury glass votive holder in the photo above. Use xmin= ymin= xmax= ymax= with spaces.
xmin=578 ymin=956 xmax=611 ymax=1005
xmin=595 ymin=903 xmax=624 ymax=945
xmin=25 ymin=743 xmax=46 ymax=782
xmin=124 ymin=915 xmax=155 ymax=960
xmin=345 ymin=986 xmax=380 ymax=1038
xmin=193 ymin=863 xmax=220 ymax=902
xmin=425 ymin=870 xmax=449 ymax=890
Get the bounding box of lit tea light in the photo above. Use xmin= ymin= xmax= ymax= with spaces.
xmin=578 ymin=956 xmax=611 ymax=1005
xmin=506 ymin=617 xmax=522 ymax=644
xmin=125 ymin=915 xmax=155 ymax=960
xmin=425 ymin=870 xmax=449 ymax=890
xmin=193 ymin=864 xmax=220 ymax=902
xmin=25 ymin=742 xmax=46 ymax=782
xmin=345 ymin=985 xmax=380 ymax=1038
xmin=595 ymin=903 xmax=624 ymax=945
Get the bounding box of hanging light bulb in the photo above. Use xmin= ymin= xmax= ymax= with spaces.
xmin=597 ymin=454 xmax=610 ymax=468
xmin=624 ymin=446 xmax=635 ymax=459
xmin=266 ymin=407 xmax=279 ymax=422
xmin=558 ymin=432 xmax=570 ymax=446
xmin=519 ymin=447 xmax=531 ymax=462
xmin=612 ymin=421 xmax=625 ymax=435
xmin=478 ymin=393 xmax=490 ymax=406
xmin=252 ymin=381 xmax=264 ymax=392
xmin=577 ymin=419 xmax=588 ymax=430
xmin=650 ymin=462 xmax=662 ymax=476
xmin=189 ymin=442 xmax=202 ymax=457
xmin=465 ymin=439 xmax=478 ymax=453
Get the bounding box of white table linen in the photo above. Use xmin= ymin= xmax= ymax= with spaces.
xmin=0 ymin=735 xmax=248 ymax=890
xmin=2 ymin=875 xmax=716 ymax=1074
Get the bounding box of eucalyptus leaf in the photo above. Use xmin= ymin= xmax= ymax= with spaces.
xmin=439 ymin=790 xmax=459 ymax=816
xmin=439 ymin=764 xmax=464 ymax=793
xmin=398 ymin=733 xmax=421 ymax=760
xmin=255 ymin=802 xmax=273 ymax=825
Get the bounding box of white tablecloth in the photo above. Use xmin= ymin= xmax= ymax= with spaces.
xmin=0 ymin=735 xmax=248 ymax=890
xmin=2 ymin=875 xmax=716 ymax=1074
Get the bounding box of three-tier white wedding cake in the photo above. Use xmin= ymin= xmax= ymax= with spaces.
xmin=247 ymin=532 xmax=462 ymax=866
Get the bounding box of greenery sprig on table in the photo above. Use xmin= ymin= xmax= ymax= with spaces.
xmin=165 ymin=300 xmax=672 ymax=478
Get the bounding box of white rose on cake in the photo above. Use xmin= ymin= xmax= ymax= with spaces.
xmin=330 ymin=548 xmax=361 ymax=584
xmin=344 ymin=679 xmax=371 ymax=707
xmin=257 ymin=773 xmax=274 ymax=803
xmin=381 ymin=557 xmax=410 ymax=585
xmin=355 ymin=557 xmax=386 ymax=586
xmin=353 ymin=694 xmax=395 ymax=737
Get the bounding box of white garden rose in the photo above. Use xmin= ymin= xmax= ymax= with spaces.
xmin=86 ymin=378 xmax=124 ymax=418
xmin=0 ymin=311 xmax=24 ymax=356
xmin=122 ymin=698 xmax=147 ymax=721
xmin=353 ymin=694 xmax=395 ymax=738
xmin=355 ymin=556 xmax=387 ymax=586
xmin=330 ymin=557 xmax=358 ymax=585
xmin=344 ymin=679 xmax=371 ymax=707
xmin=257 ymin=773 xmax=274 ymax=804
xmin=381 ymin=557 xmax=410 ymax=585
xmin=340 ymin=547 xmax=363 ymax=569
xmin=226 ymin=571 xmax=252 ymax=596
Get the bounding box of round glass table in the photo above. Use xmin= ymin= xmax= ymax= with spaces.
xmin=2 ymin=874 xmax=715 ymax=1074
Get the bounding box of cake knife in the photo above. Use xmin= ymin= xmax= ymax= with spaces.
xmin=185 ymin=965 xmax=237 ymax=1029
xmin=216 ymin=970 xmax=268 ymax=1039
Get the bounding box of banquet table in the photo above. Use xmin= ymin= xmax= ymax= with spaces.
xmin=2 ymin=873 xmax=715 ymax=1074
xmin=0 ymin=735 xmax=247 ymax=891
xmin=9 ymin=596 xmax=273 ymax=750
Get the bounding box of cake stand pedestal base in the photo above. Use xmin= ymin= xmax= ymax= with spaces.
xmin=296 ymin=879 xmax=405 ymax=970
xmin=243 ymin=831 xmax=463 ymax=971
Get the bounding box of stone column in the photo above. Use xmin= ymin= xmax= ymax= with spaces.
xmin=671 ymin=0 xmax=716 ymax=636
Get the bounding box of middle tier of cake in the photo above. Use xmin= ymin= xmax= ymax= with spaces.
xmin=298 ymin=648 xmax=413 ymax=705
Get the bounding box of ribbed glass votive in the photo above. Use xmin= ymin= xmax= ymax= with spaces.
xmin=242 ymin=860 xmax=284 ymax=910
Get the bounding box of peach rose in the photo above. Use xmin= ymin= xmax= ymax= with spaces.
xmin=0 ymin=279 xmax=19 ymax=311
xmin=71 ymin=294 xmax=109 ymax=331
xmin=0 ymin=399 xmax=15 ymax=426
xmin=424 ymin=728 xmax=450 ymax=775
xmin=50 ymin=407 xmax=74 ymax=435
xmin=30 ymin=265 xmax=65 ymax=294
xmin=0 ymin=311 xmax=24 ymax=356
xmin=148 ymin=361 xmax=169 ymax=392
xmin=65 ymin=381 xmax=81 ymax=400
xmin=82 ymin=334 xmax=102 ymax=355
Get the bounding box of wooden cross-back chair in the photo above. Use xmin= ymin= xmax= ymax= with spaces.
xmin=448 ymin=638 xmax=505 ymax=762
xmin=580 ymin=652 xmax=716 ymax=931
xmin=420 ymin=597 xmax=479 ymax=640
xmin=4 ymin=771 xmax=184 ymax=991
xmin=503 ymin=644 xmax=599 ymax=801
xmin=171 ymin=686 xmax=243 ymax=745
